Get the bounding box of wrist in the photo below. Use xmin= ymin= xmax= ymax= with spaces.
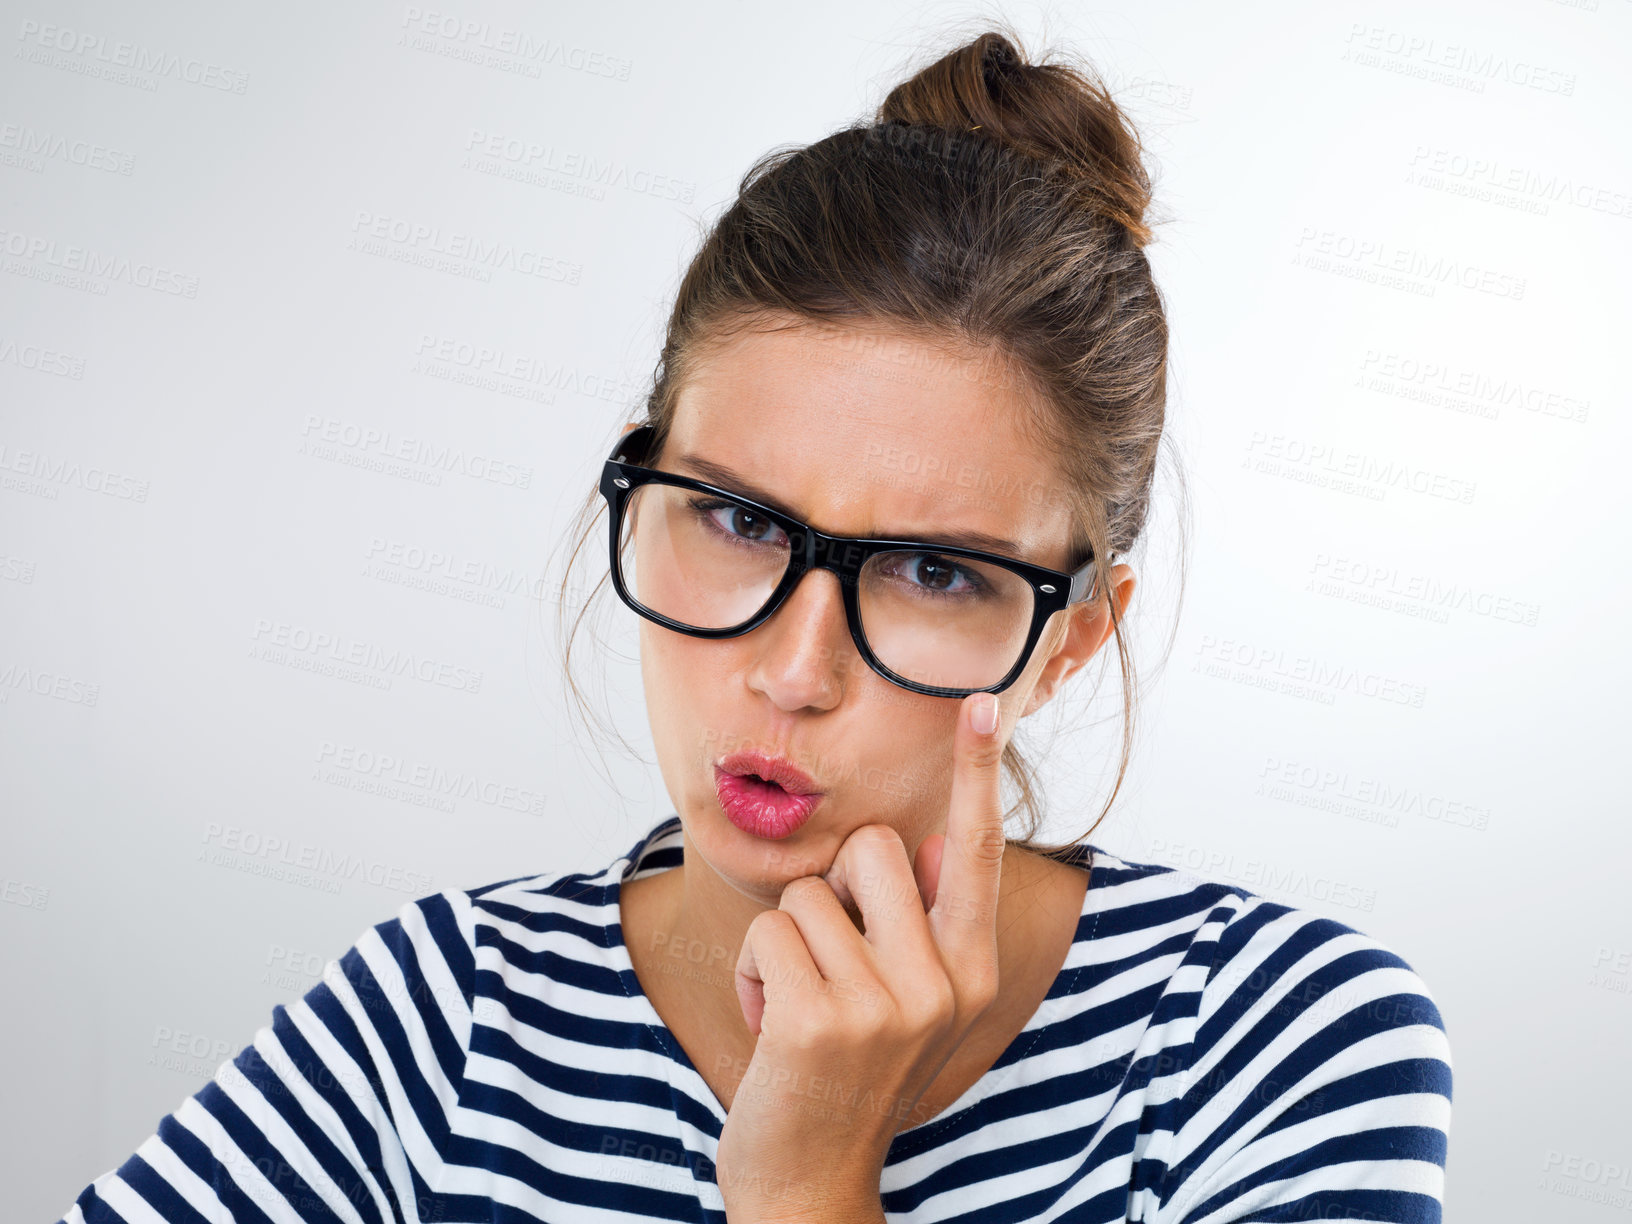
xmin=722 ymin=1181 xmax=885 ymax=1224
xmin=728 ymin=1202 xmax=885 ymax=1224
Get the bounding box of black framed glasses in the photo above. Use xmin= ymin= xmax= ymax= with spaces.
xmin=598 ymin=425 xmax=1102 ymax=697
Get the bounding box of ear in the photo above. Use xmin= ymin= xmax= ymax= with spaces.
xmin=1019 ymin=564 xmax=1137 ymax=717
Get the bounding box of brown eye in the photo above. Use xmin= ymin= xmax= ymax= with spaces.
xmin=687 ymin=497 xmax=790 ymax=549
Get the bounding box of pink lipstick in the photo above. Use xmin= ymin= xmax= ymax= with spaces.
xmin=714 ymin=750 xmax=824 ymax=839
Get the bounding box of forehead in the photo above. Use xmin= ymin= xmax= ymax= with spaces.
xmin=665 ymin=319 xmax=1072 ymax=568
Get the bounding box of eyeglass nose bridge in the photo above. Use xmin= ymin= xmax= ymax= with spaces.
xmin=756 ymin=532 xmax=864 ymax=634
xmin=798 ymin=529 xmax=870 ymax=587
xmin=722 ymin=516 xmax=893 ymax=654
xmin=737 ymin=537 xmax=885 ymax=705
xmin=759 ymin=564 xmax=858 ymax=642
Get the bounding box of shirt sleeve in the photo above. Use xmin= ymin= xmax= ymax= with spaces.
xmin=1152 ymin=902 xmax=1453 ymax=1224
xmin=55 ymin=888 xmax=477 ymax=1224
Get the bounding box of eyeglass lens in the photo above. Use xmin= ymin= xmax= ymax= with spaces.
xmin=618 ymin=483 xmax=1034 ymax=691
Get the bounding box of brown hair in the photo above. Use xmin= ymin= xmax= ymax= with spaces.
xmin=549 ymin=23 xmax=1189 ymax=861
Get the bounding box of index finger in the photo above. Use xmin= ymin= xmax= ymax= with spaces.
xmin=927 ymin=691 xmax=1007 ymax=961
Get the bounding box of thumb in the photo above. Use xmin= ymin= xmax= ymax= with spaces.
xmin=734 ymin=973 xmax=765 ymax=1039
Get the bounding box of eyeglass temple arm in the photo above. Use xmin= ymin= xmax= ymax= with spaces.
xmin=611 ymin=424 xmax=654 ymax=465
xmin=1069 ymin=553 xmax=1107 ymax=604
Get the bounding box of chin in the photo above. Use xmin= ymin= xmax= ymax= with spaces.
xmin=701 ymin=801 xmax=831 ymax=879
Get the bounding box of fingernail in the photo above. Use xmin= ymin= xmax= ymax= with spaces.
xmin=971 ymin=692 xmax=998 ymax=736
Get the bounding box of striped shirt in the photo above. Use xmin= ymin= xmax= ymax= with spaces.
xmin=60 ymin=813 xmax=1452 ymax=1223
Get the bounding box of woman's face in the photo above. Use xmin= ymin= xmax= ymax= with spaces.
xmin=634 ymin=315 xmax=1122 ymax=902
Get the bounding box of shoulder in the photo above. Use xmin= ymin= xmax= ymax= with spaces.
xmin=1077 ymin=841 xmax=1262 ymax=947
xmin=1088 ymin=850 xmax=1455 ymax=1219
xmin=1193 ymin=893 xmax=1453 ymax=1121
xmin=388 ymin=815 xmax=681 ymax=954
xmin=1084 ymin=842 xmax=1452 ymax=1085
xmin=382 ymin=817 xmax=682 ymax=1011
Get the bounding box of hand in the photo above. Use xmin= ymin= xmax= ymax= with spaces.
xmin=714 ymin=691 xmax=1007 ymax=1221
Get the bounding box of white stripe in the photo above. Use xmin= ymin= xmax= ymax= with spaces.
xmin=88 ymin=1173 xmax=171 ymax=1224
xmin=237 ymin=1023 xmax=397 ymax=1223
xmin=129 ymin=1120 xmax=240 ymax=1224
xmin=212 ymin=1044 xmax=370 ymax=1224
xmin=285 ymin=973 xmax=422 ymax=1217
xmin=170 ymin=1094 xmax=308 ymax=1224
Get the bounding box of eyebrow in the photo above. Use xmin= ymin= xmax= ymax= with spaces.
xmin=670 ymin=451 xmax=1033 ymax=561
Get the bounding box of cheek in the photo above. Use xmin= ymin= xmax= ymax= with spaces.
xmin=639 ymin=627 xmax=747 ymax=783
xmin=639 ymin=622 xmax=720 ymax=709
xmin=638 ymin=627 xmax=706 ymax=769
xmin=857 ymin=712 xmax=954 ymax=822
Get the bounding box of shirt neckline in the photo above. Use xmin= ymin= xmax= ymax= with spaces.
xmin=603 ymin=814 xmax=1100 ymax=1149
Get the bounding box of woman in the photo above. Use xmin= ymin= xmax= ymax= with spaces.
xmin=57 ymin=28 xmax=1451 ymax=1224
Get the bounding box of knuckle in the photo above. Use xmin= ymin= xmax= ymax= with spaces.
xmin=971 ymin=736 xmax=1006 ymax=769
xmin=961 ymin=958 xmax=1001 ymax=1013
xmin=854 ymin=981 xmax=888 ymax=1011
xmin=784 ymin=1000 xmax=837 ymax=1048
xmin=966 ymin=822 xmax=1008 ymax=864
xmin=900 ymin=977 xmax=956 ymax=1033
xmin=752 ymin=908 xmax=797 ymax=939
xmin=853 ymin=823 xmax=905 ymax=854
xmin=779 ymin=876 xmax=831 ymax=907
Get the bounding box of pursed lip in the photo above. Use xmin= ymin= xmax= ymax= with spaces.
xmin=716 ymin=750 xmax=823 ymax=796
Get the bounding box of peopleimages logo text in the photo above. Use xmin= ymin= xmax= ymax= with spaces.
xmin=14 ymin=20 xmax=250 ymax=92
xmin=200 ymin=823 xmax=434 ymax=894
xmin=0 ymin=227 xmax=199 ymax=297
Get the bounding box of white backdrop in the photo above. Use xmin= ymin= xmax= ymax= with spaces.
xmin=3 ymin=1 xmax=1627 ymax=1219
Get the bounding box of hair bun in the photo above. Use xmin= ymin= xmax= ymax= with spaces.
xmin=876 ymin=29 xmax=1155 ymax=247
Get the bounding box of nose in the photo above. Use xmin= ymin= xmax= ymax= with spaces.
xmin=743 ymin=565 xmax=853 ymax=712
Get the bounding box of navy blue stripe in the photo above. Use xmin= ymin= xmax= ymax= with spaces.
xmin=63 ymin=1186 xmax=131 ymax=1224
xmin=1183 ymin=1125 xmax=1448 ymax=1220
xmin=1201 ymin=966 xmax=1438 ymax=1129
xmin=113 ymin=1153 xmax=213 ymax=1224
xmin=429 ymin=1080 xmax=706 ymax=1220
xmin=1262 ymin=1057 xmax=1454 ymax=1139
xmin=472 ymin=966 xmax=655 ymax=1055
xmin=195 ymin=1078 xmax=349 ymax=1224
xmin=309 ymin=956 xmax=402 ymax=1131
xmin=1179 ymin=986 xmax=1442 ymax=1177
xmin=337 ymin=940 xmax=456 ymax=1154
xmin=231 ymin=1042 xmax=389 ymax=1224
xmin=466 ymin=1024 xmax=674 ymax=1121
xmin=1204 ymin=895 xmax=1288 ymax=985
xmin=417 ymin=892 xmax=477 ymax=1016
xmin=1196 ymin=917 xmax=1358 ymax=1052
xmin=1087 ymin=881 xmax=1228 ymax=941
xmin=155 ymin=1111 xmax=280 ymax=1224
xmin=484 ymin=925 xmax=629 ymax=996
xmin=475 ymin=896 xmax=612 ymax=941
xmin=265 ymin=996 xmax=404 ymax=1222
